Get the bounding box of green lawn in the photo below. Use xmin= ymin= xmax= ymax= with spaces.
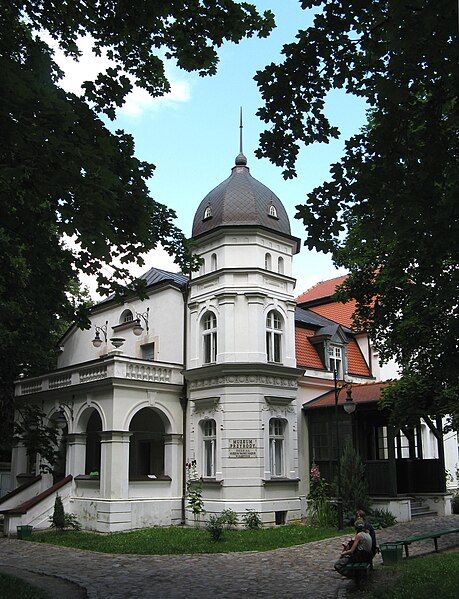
xmin=28 ymin=524 xmax=349 ymax=555
xmin=0 ymin=573 xmax=49 ymax=599
xmin=370 ymin=551 xmax=459 ymax=599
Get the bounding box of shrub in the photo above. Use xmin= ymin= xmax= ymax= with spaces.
xmin=338 ymin=441 xmax=371 ymax=513
xmin=49 ymin=495 xmax=65 ymax=529
xmin=186 ymin=461 xmax=205 ymax=524
xmin=369 ymin=507 xmax=397 ymax=528
xmin=242 ymin=509 xmax=262 ymax=530
xmin=49 ymin=495 xmax=81 ymax=531
xmin=310 ymin=498 xmax=337 ymax=528
xmin=220 ymin=508 xmax=238 ymax=529
xmin=206 ymin=515 xmax=224 ymax=541
xmin=308 ymin=464 xmax=336 ymax=527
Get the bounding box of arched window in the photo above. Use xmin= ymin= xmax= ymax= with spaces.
xmin=202 ymin=419 xmax=216 ymax=477
xmin=85 ymin=410 xmax=102 ymax=476
xmin=129 ymin=409 xmax=165 ymax=477
xmin=211 ymin=253 xmax=217 ymax=271
xmin=278 ymin=257 xmax=284 ymax=274
xmin=268 ymin=204 xmax=278 ymax=218
xmin=200 ymin=258 xmax=206 ymax=276
xmin=265 ymin=252 xmax=272 ymax=271
xmin=120 ymin=309 xmax=133 ymax=324
xmin=269 ymin=418 xmax=285 ymax=476
xmin=266 ymin=310 xmax=282 ymax=363
xmin=203 ymin=205 xmax=212 ymax=220
xmin=202 ymin=311 xmax=217 ymax=364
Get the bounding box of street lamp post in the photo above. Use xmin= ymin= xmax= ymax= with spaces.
xmin=334 ymin=369 xmax=356 ymax=530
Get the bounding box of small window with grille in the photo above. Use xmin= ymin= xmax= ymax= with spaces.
xmin=268 ymin=204 xmax=278 ymax=219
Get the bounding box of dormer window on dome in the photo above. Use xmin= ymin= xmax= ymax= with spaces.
xmin=268 ymin=204 xmax=278 ymax=219
xmin=203 ymin=205 xmax=212 ymax=221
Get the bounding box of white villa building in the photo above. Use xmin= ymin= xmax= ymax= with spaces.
xmin=1 ymin=148 xmax=456 ymax=534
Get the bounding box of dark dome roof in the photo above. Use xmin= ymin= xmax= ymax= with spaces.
xmin=192 ymin=154 xmax=291 ymax=238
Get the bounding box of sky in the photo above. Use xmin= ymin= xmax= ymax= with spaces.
xmin=49 ymin=0 xmax=367 ymax=299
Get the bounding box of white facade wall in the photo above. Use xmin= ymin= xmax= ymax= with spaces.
xmin=58 ymin=286 xmax=184 ymax=368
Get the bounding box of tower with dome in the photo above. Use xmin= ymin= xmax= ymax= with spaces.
xmin=185 ymin=146 xmax=302 ymax=522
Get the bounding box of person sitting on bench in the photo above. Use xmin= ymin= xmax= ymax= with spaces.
xmin=356 ymin=509 xmax=377 ymax=557
xmin=334 ymin=518 xmax=373 ymax=578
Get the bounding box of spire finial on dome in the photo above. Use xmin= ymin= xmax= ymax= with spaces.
xmin=239 ymin=106 xmax=243 ymax=154
xmin=235 ymin=106 xmax=247 ymax=166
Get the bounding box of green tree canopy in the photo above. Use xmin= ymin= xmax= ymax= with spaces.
xmin=0 ymin=1 xmax=274 ymax=444
xmin=255 ymin=1 xmax=458 ymax=428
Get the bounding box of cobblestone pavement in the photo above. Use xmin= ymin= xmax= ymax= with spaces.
xmin=0 ymin=516 xmax=457 ymax=599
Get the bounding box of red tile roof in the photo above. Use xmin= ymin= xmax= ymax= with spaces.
xmin=295 ymin=327 xmax=325 ymax=370
xmin=304 ymin=381 xmax=391 ymax=410
xmin=308 ymin=301 xmax=357 ymax=329
xmin=296 ymin=275 xmax=348 ymax=304
xmin=347 ymin=340 xmax=371 ymax=376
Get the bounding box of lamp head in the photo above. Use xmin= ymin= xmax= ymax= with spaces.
xmin=343 ymin=385 xmax=356 ymax=414
xmin=133 ymin=320 xmax=144 ymax=336
xmin=92 ymin=331 xmax=102 ymax=348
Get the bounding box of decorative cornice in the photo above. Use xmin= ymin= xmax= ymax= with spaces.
xmin=265 ymin=395 xmax=296 ymax=406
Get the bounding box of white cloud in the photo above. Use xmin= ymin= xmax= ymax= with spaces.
xmin=40 ymin=33 xmax=191 ymax=117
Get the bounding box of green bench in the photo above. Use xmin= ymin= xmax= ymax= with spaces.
xmin=396 ymin=527 xmax=459 ymax=557
xmin=343 ymin=562 xmax=371 ymax=583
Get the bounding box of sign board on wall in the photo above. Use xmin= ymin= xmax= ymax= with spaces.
xmin=228 ymin=438 xmax=257 ymax=458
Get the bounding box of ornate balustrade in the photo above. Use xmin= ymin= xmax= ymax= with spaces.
xmin=15 ymin=356 xmax=182 ymax=396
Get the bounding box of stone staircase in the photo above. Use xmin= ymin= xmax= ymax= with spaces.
xmin=410 ymin=498 xmax=437 ymax=518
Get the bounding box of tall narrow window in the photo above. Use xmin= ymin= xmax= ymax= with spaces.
xmin=211 ymin=253 xmax=217 ymax=271
xmin=278 ymin=257 xmax=284 ymax=274
xmin=265 ymin=253 xmax=272 ymax=270
xmin=141 ymin=343 xmax=155 ymax=361
xmin=266 ymin=310 xmax=282 ymax=363
xmin=202 ymin=311 xmax=217 ymax=364
xmin=202 ymin=419 xmax=216 ymax=477
xmin=200 ymin=258 xmax=206 ymax=276
xmin=329 ymin=345 xmax=343 ymax=378
xmin=203 ymin=205 xmax=212 ymax=220
xmin=269 ymin=418 xmax=284 ymax=476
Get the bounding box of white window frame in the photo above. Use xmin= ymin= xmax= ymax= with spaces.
xmin=265 ymin=252 xmax=272 ymax=270
xmin=278 ymin=256 xmax=284 ymax=274
xmin=268 ymin=204 xmax=278 ymax=218
xmin=203 ymin=205 xmax=212 ymax=220
xmin=202 ymin=419 xmax=216 ymax=478
xmin=211 ymin=253 xmax=217 ymax=271
xmin=266 ymin=310 xmax=282 ymax=363
xmin=269 ymin=418 xmax=285 ymax=477
xmin=202 ymin=311 xmax=217 ymax=364
xmin=329 ymin=344 xmax=343 ymax=378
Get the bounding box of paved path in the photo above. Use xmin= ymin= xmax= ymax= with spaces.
xmin=0 ymin=516 xmax=458 ymax=599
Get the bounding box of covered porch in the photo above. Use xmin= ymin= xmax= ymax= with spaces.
xmin=304 ymin=382 xmax=450 ymax=519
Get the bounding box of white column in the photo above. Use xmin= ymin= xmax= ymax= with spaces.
xmin=164 ymin=433 xmax=183 ymax=496
xmin=10 ymin=443 xmax=28 ymax=485
xmin=245 ymin=293 xmax=266 ymax=362
xmin=66 ymin=433 xmax=86 ymax=476
xmin=100 ymin=431 xmax=131 ymax=499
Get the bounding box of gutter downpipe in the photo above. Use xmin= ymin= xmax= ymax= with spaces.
xmin=180 ymin=275 xmax=190 ymax=525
